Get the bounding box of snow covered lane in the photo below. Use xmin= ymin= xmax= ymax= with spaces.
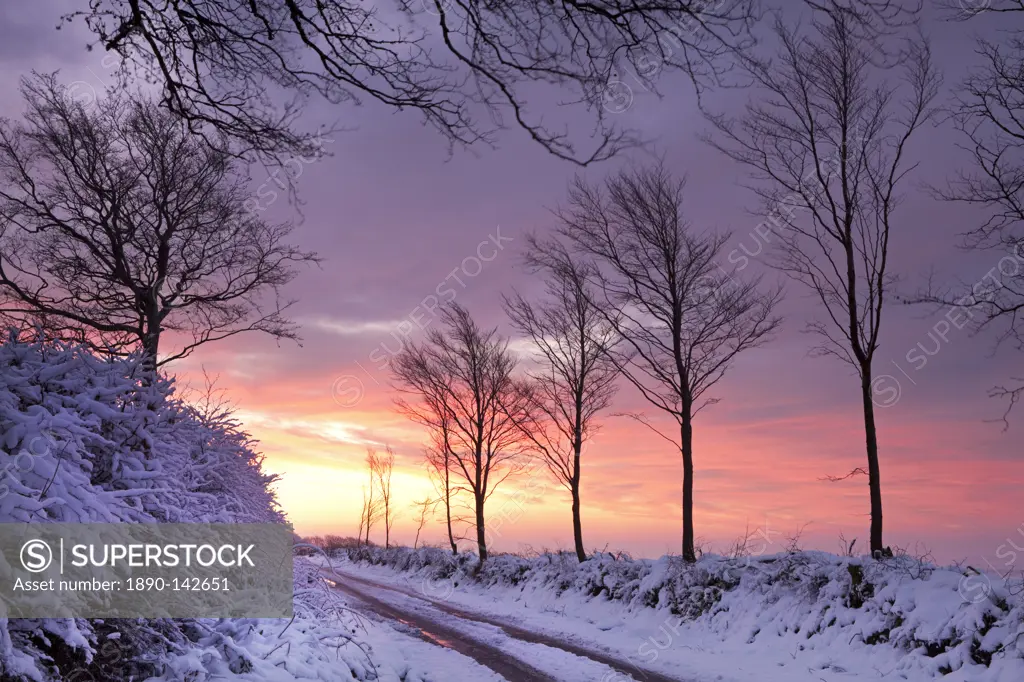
xmin=323 ymin=569 xmax=689 ymax=682
xmin=328 ymin=573 xmax=556 ymax=681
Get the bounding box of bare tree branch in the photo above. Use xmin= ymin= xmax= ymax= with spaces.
xmin=411 ymin=496 xmax=439 ymax=549
xmin=369 ymin=446 xmax=397 ymax=548
xmin=392 ymin=303 xmax=534 ymax=564
xmin=554 ymin=162 xmax=783 ymax=561
xmin=820 ymin=467 xmax=868 ymax=482
xmin=503 ymin=235 xmax=618 ymax=561
xmin=61 ymin=0 xmax=761 ymax=166
xmin=704 ymin=0 xmax=940 ymax=555
xmin=0 ymin=74 xmax=319 ymax=371
xmin=917 ymin=3 xmax=1024 ymax=421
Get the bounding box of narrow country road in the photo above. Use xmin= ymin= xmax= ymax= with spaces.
xmin=321 ymin=567 xmax=688 ymax=682
xmin=326 ymin=571 xmax=559 ymax=681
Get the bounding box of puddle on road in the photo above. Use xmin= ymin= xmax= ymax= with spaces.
xmin=329 ymin=581 xmax=460 ymax=650
xmin=394 ymin=616 xmax=459 ymax=649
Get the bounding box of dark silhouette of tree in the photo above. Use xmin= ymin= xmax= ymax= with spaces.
xmin=411 ymin=496 xmax=438 ymax=550
xmin=62 ymin=0 xmax=760 ymax=165
xmin=393 ymin=303 xmax=533 ymax=564
xmin=359 ymin=449 xmax=384 ymax=544
xmin=425 ymin=424 xmax=463 ymax=555
xmin=503 ymin=237 xmax=618 ymax=562
xmin=555 ymin=164 xmax=782 ymax=562
xmin=705 ymin=0 xmax=939 ymax=555
xmin=924 ymin=1 xmax=1024 ymax=423
xmin=370 ymin=446 xmax=397 ymax=548
xmin=357 ymin=485 xmax=381 ymax=545
xmin=0 ymin=75 xmax=318 ymax=372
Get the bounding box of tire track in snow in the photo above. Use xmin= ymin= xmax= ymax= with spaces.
xmin=326 ymin=571 xmax=559 ymax=681
xmin=324 ymin=568 xmax=689 ymax=682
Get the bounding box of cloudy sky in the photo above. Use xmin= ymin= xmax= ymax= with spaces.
xmin=1 ymin=1 xmax=1021 ymax=569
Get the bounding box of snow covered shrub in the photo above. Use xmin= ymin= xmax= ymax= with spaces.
xmin=0 ymin=335 xmax=284 ymax=526
xmin=142 ymin=560 xmax=381 ymax=682
xmin=0 ymin=336 xmax=285 ymax=680
xmin=343 ymin=545 xmax=1024 ymax=679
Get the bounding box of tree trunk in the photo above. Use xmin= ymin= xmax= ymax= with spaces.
xmin=360 ymin=502 xmax=367 ymax=545
xmin=141 ymin=301 xmax=161 ymax=380
xmin=444 ymin=460 xmax=458 ymax=555
xmin=139 ymin=320 xmax=161 ymax=451
xmin=475 ymin=493 xmax=488 ymax=564
xmin=142 ymin=334 xmax=159 ymax=373
xmin=365 ymin=487 xmax=374 ymax=545
xmin=571 ymin=484 xmax=585 ymax=562
xmin=860 ymin=368 xmax=885 ymax=556
xmin=681 ymin=417 xmax=696 ymax=563
xmin=571 ymin=442 xmax=585 ymax=562
xmin=358 ymin=495 xmax=366 ymax=546
xmin=572 ymin=390 xmax=586 ymax=563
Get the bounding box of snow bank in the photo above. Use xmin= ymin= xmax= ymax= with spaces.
xmin=342 ymin=545 xmax=1024 ymax=680
xmin=0 ymin=336 xmax=373 ymax=681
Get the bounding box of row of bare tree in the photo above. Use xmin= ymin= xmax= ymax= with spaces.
xmin=357 ymin=447 xmax=396 ymax=548
xmin=390 ymin=164 xmax=782 ymax=565
xmin=389 ymin=1 xmax=939 ymax=565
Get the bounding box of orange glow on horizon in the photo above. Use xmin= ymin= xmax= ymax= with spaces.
xmin=169 ymin=342 xmax=1023 ymax=566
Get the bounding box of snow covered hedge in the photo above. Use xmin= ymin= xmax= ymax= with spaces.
xmin=342 ymin=544 xmax=1024 ymax=678
xmin=0 ymin=335 xmax=283 ymax=527
xmin=0 ymin=336 xmax=374 ymax=681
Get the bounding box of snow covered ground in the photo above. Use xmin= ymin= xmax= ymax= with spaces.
xmin=324 ymin=546 xmax=1024 ymax=682
xmin=140 ymin=558 xmax=507 ymax=682
xmin=319 ymin=560 xmax=679 ymax=682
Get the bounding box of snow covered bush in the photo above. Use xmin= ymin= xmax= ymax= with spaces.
xmin=0 ymin=335 xmax=297 ymax=680
xmin=0 ymin=335 xmax=283 ymax=526
xmin=341 ymin=545 xmax=1024 ymax=679
xmin=140 ymin=559 xmax=382 ymax=682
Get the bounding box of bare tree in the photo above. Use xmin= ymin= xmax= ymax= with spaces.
xmin=63 ymin=0 xmax=759 ymax=166
xmin=393 ymin=303 xmax=533 ymax=564
xmin=705 ymin=0 xmax=939 ymax=555
xmin=357 ymin=486 xmax=367 ymax=544
xmin=411 ymin=497 xmax=438 ymax=550
xmin=503 ymin=237 xmax=619 ymax=562
xmin=370 ymin=446 xmax=397 ymax=548
xmin=360 ymin=449 xmax=384 ymax=545
xmin=425 ymin=428 xmax=461 ymax=555
xmin=922 ymin=1 xmax=1024 ymax=422
xmin=0 ymin=75 xmax=318 ymax=372
xmin=555 ymin=164 xmax=782 ymax=562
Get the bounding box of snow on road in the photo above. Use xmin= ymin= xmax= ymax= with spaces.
xmin=321 ymin=567 xmax=683 ymax=681
xmin=351 ymin=618 xmax=508 ymax=682
xmin=321 ymin=553 xmax=1024 ymax=682
xmin=313 ymin=548 xmax=1024 ymax=682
